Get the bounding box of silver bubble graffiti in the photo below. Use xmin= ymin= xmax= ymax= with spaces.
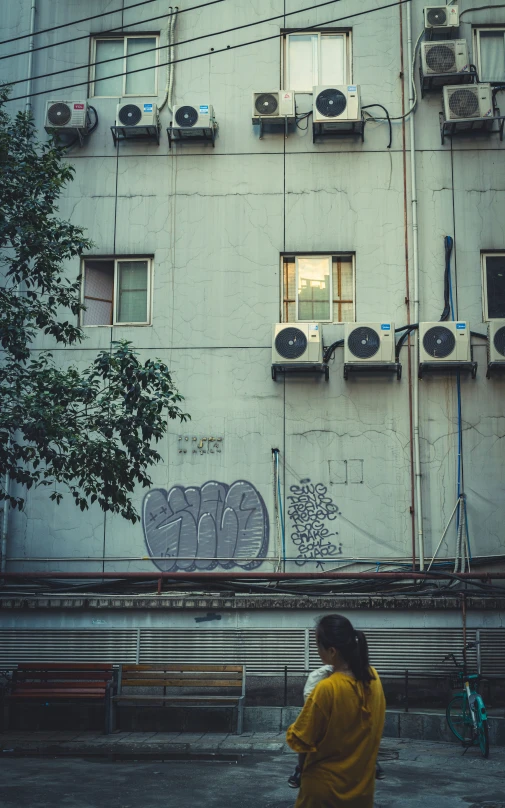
xmin=143 ymin=480 xmax=269 ymax=571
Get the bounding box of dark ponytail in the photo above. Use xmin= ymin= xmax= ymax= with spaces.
xmin=316 ymin=614 xmax=374 ymax=686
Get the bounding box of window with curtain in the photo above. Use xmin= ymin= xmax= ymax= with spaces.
xmin=482 ymin=253 xmax=505 ymax=320
xmin=284 ymin=32 xmax=350 ymax=92
xmin=282 ymin=255 xmax=355 ymax=323
xmin=82 ymin=258 xmax=151 ymax=326
xmin=92 ymin=35 xmax=158 ymax=97
xmin=475 ymin=28 xmax=505 ymax=83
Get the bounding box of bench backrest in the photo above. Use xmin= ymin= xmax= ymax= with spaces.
xmin=12 ymin=663 xmax=116 ymax=693
xmin=119 ymin=664 xmax=245 ymax=695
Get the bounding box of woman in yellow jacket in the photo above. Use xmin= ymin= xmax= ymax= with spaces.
xmin=286 ymin=614 xmax=386 ymax=808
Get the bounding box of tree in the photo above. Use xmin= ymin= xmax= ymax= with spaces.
xmin=0 ymin=88 xmax=189 ymax=523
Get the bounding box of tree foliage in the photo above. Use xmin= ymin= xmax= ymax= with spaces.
xmin=0 ymin=88 xmax=189 ymax=523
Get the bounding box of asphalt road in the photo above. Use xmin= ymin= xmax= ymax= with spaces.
xmin=1 ymin=740 xmax=505 ymax=808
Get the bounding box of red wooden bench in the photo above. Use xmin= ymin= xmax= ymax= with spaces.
xmin=3 ymin=663 xmax=116 ymax=734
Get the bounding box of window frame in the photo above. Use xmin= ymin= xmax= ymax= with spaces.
xmin=90 ymin=33 xmax=160 ymax=98
xmin=473 ymin=26 xmax=505 ymax=84
xmin=282 ymin=29 xmax=352 ymax=92
xmin=481 ymin=251 xmax=505 ymax=322
xmin=281 ymin=252 xmax=356 ymax=324
xmin=81 ymin=256 xmax=153 ymax=327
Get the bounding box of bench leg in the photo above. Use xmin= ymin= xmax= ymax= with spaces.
xmin=236 ymin=698 xmax=244 ymax=736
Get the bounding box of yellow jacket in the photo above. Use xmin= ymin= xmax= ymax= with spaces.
xmin=286 ymin=667 xmax=386 ymax=808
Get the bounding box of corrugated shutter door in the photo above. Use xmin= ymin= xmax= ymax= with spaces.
xmin=309 ymin=628 xmax=478 ymax=673
xmin=0 ymin=630 xmax=138 ymax=665
xmin=479 ymin=630 xmax=505 ymax=675
xmin=139 ymin=629 xmax=306 ymax=672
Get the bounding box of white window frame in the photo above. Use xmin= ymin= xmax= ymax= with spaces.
xmin=473 ymin=26 xmax=505 ymax=84
xmin=481 ymin=251 xmax=505 ymax=321
xmin=281 ymin=253 xmax=356 ymax=324
xmin=90 ymin=34 xmax=160 ymax=98
xmin=81 ymin=257 xmax=153 ymax=327
xmin=282 ymin=30 xmax=352 ymax=92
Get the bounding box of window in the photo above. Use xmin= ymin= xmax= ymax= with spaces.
xmin=282 ymin=254 xmax=355 ymax=323
xmin=474 ymin=28 xmax=505 ymax=83
xmin=482 ymin=252 xmax=505 ymax=320
xmin=82 ymin=258 xmax=151 ymax=326
xmin=283 ymin=31 xmax=351 ymax=92
xmin=91 ymin=35 xmax=159 ymax=97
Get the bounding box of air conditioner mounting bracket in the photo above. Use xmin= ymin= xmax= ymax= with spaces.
xmin=343 ymin=362 xmax=402 ymax=381
xmin=420 ymin=65 xmax=476 ymax=98
xmin=111 ymin=124 xmax=160 ymax=146
xmin=419 ymin=360 xmax=477 ymax=379
xmin=486 ymin=361 xmax=505 ymax=379
xmin=271 ymin=363 xmax=329 ymax=382
xmin=439 ymin=110 xmax=504 ymax=145
xmin=312 ymin=118 xmax=365 ymax=144
xmin=167 ymin=125 xmax=217 ymax=148
xmin=252 ymin=116 xmax=295 ymax=139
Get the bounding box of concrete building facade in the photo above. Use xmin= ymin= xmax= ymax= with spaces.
xmin=1 ymin=1 xmax=505 ymax=672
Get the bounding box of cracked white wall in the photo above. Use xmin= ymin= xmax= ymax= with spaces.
xmin=3 ymin=0 xmax=505 ymax=573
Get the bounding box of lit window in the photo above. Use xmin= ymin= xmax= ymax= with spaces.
xmin=284 ymin=31 xmax=351 ymax=92
xmin=482 ymin=252 xmax=505 ymax=320
xmin=91 ymin=35 xmax=159 ymax=97
xmin=282 ymin=255 xmax=355 ymax=323
xmin=82 ymin=258 xmax=151 ymax=326
xmin=474 ymin=28 xmax=505 ymax=83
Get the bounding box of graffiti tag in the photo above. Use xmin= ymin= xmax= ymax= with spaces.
xmin=287 ymin=479 xmax=342 ymax=568
xmin=143 ymin=480 xmax=269 ymax=571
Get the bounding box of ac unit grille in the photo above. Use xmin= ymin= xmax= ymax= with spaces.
xmin=427 ymin=7 xmax=447 ymax=26
xmin=448 ymin=88 xmax=479 ymax=119
xmin=316 ymin=88 xmax=347 ymax=118
xmin=347 ymin=326 xmax=380 ymax=359
xmin=423 ymin=326 xmax=456 ymax=358
xmin=175 ymin=105 xmax=198 ymax=127
xmin=426 ymin=44 xmax=456 ymax=73
xmin=493 ymin=325 xmax=505 ymax=357
xmin=275 ymin=327 xmax=308 ymax=359
xmin=118 ymin=104 xmax=142 ymax=126
xmin=47 ymin=102 xmax=72 ymax=126
xmin=255 ymin=93 xmax=278 ymax=115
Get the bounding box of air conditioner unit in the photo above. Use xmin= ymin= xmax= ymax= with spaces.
xmin=272 ymin=323 xmax=322 ymax=364
xmin=172 ymin=103 xmax=215 ymax=134
xmin=344 ymin=323 xmax=395 ymax=364
xmin=424 ymin=5 xmax=459 ymax=29
xmin=488 ymin=320 xmax=505 ymax=364
xmin=421 ymin=40 xmax=469 ymax=75
xmin=44 ymin=100 xmax=89 ymax=133
xmin=116 ymin=101 xmax=159 ymax=130
xmin=419 ymin=322 xmax=471 ymax=363
xmin=252 ymin=91 xmax=294 ymax=119
xmin=313 ymin=85 xmax=361 ymax=124
xmin=443 ymin=84 xmax=493 ymax=122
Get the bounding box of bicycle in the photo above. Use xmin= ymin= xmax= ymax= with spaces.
xmin=444 ymin=641 xmax=489 ymax=758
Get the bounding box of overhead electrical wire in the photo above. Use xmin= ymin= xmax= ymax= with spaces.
xmin=0 ymin=0 xmax=227 ymax=61
xmin=5 ymin=0 xmax=352 ymax=87
xmin=0 ymin=0 xmax=173 ymax=45
xmin=4 ymin=0 xmax=415 ymax=103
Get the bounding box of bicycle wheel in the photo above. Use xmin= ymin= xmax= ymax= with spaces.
xmin=475 ymin=699 xmax=490 ymax=758
xmin=446 ymin=695 xmax=472 ymax=743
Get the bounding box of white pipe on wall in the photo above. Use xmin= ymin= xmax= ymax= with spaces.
xmin=25 ymin=0 xmax=37 ymax=111
xmin=406 ymin=2 xmax=424 ymax=570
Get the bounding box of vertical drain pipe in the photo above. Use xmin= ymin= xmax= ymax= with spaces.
xmin=25 ymin=0 xmax=37 ymax=111
xmin=406 ymin=2 xmax=424 ymax=569
xmin=2 ymin=1 xmax=37 ymax=574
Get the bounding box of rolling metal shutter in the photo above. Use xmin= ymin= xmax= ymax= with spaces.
xmin=0 ymin=629 xmax=138 ymax=665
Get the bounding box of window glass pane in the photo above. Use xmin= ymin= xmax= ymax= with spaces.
xmin=486 ymin=255 xmax=505 ymax=318
xmin=83 ymin=261 xmax=114 ymax=325
xmin=320 ymin=35 xmax=346 ymax=85
xmin=125 ymin=37 xmax=156 ymax=95
xmin=340 ymin=302 xmax=354 ymax=322
xmin=287 ymin=34 xmax=317 ymax=91
xmin=297 ymin=257 xmax=331 ymax=321
xmin=94 ymin=40 xmax=124 ymax=96
xmin=117 ymin=261 xmax=148 ymax=323
xmin=479 ymin=31 xmax=505 ymax=82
